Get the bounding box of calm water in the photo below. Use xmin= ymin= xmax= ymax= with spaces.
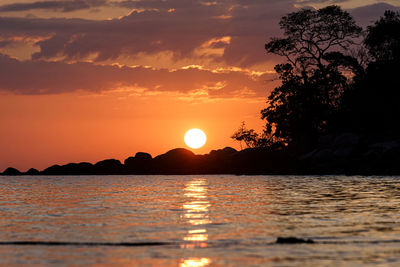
xmin=0 ymin=175 xmax=400 ymax=266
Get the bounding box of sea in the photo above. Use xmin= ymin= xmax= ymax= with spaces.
xmin=0 ymin=175 xmax=399 ymax=266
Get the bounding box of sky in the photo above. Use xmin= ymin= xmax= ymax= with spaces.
xmin=0 ymin=0 xmax=399 ymax=171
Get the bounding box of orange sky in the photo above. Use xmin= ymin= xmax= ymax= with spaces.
xmin=0 ymin=0 xmax=398 ymax=171
xmin=0 ymin=91 xmax=266 ymax=171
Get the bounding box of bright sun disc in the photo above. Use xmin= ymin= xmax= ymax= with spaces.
xmin=184 ymin=129 xmax=207 ymax=149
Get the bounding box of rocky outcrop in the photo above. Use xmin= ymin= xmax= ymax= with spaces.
xmin=3 ymin=167 xmax=22 ymax=176
xmin=2 ymin=138 xmax=400 ymax=175
xmin=276 ymin=237 xmax=315 ymax=244
xmin=124 ymin=152 xmax=153 ymax=174
xmin=94 ymin=159 xmax=124 ymax=175
xmin=25 ymin=168 xmax=40 ymax=175
xmin=42 ymin=163 xmax=95 ymax=175
xmin=153 ymin=148 xmax=199 ymax=174
xmin=299 ymin=133 xmax=400 ymax=174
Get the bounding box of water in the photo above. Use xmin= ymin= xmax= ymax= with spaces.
xmin=0 ymin=175 xmax=400 ymax=266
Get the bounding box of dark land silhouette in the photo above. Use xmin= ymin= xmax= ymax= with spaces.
xmin=2 ymin=6 xmax=400 ymax=176
xmin=2 ymin=137 xmax=400 ymax=176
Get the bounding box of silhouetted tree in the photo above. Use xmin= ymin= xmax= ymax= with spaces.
xmin=365 ymin=10 xmax=400 ymax=62
xmin=341 ymin=10 xmax=400 ymax=138
xmin=231 ymin=122 xmax=277 ymax=149
xmin=262 ymin=6 xmax=362 ymax=150
xmin=231 ymin=122 xmax=261 ymax=149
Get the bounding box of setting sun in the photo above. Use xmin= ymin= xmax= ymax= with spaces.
xmin=184 ymin=129 xmax=207 ymax=149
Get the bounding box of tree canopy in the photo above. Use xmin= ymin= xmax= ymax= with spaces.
xmin=365 ymin=10 xmax=400 ymax=63
xmin=265 ymin=5 xmax=362 ymax=73
xmin=262 ymin=6 xmax=362 ymax=150
xmin=232 ymin=7 xmax=400 ymax=152
xmin=341 ymin=10 xmax=400 ymax=138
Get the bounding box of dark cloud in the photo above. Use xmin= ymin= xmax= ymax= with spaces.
xmin=296 ymin=0 xmax=348 ymax=5
xmin=0 ymin=0 xmax=108 ymax=13
xmin=3 ymin=1 xmax=396 ymax=68
xmin=350 ymin=3 xmax=400 ymax=27
xmin=0 ymin=0 xmax=398 ymax=96
xmin=0 ymin=0 xmax=295 ymax=66
xmin=0 ymin=53 xmax=274 ymax=97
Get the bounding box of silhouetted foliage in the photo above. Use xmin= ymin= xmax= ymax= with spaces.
xmin=262 ymin=6 xmax=363 ymax=150
xmin=365 ymin=11 xmax=400 ymax=62
xmin=265 ymin=6 xmax=362 ymax=73
xmin=341 ymin=10 xmax=400 ymax=139
xmin=231 ymin=121 xmax=283 ymax=149
xmin=231 ymin=122 xmax=263 ymax=149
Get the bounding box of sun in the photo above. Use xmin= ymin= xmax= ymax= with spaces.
xmin=184 ymin=129 xmax=207 ymax=149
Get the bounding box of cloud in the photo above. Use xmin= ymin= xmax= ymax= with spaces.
xmin=0 ymin=53 xmax=275 ymax=97
xmin=0 ymin=0 xmax=398 ymax=97
xmin=0 ymin=0 xmax=109 ymax=13
xmin=296 ymin=0 xmax=348 ymax=5
xmin=0 ymin=0 xmax=296 ymax=67
xmin=349 ymin=3 xmax=400 ymax=27
xmin=2 ymin=1 xmax=397 ymax=69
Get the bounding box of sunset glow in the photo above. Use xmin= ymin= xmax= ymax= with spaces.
xmin=0 ymin=0 xmax=398 ymax=171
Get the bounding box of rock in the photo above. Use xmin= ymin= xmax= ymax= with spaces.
xmin=42 ymin=164 xmax=62 ymax=175
xmin=25 ymin=168 xmax=40 ymax=175
xmin=363 ymin=149 xmax=381 ymax=160
xmin=62 ymin=162 xmax=94 ymax=175
xmin=42 ymin=163 xmax=94 ymax=175
xmin=94 ymin=159 xmax=124 ymax=174
xmin=153 ymin=148 xmax=198 ymax=174
xmin=333 ymin=133 xmax=360 ymax=147
xmin=124 ymin=152 xmax=153 ymax=174
xmin=2 ymin=167 xmax=22 ymax=176
xmin=312 ymin=149 xmax=334 ymax=162
xmin=318 ymin=134 xmax=335 ymax=147
xmin=299 ymin=149 xmax=318 ymax=161
xmin=134 ymin=152 xmax=152 ymax=160
xmin=232 ymin=147 xmax=293 ymax=174
xmin=276 ymin=237 xmax=315 ymax=244
xmin=221 ymin=147 xmax=237 ymax=154
xmin=370 ymin=140 xmax=400 ymax=153
xmin=208 ymin=147 xmax=237 ymax=158
xmin=333 ymin=146 xmax=356 ymax=158
xmin=124 ymin=152 xmax=152 ymax=166
xmin=155 ymin=148 xmax=195 ymax=161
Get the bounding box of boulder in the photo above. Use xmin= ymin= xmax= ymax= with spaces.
xmin=2 ymin=167 xmax=22 ymax=176
xmin=369 ymin=140 xmax=400 ymax=153
xmin=312 ymin=149 xmax=334 ymax=162
xmin=42 ymin=162 xmax=95 ymax=175
xmin=208 ymin=147 xmax=237 ymax=158
xmin=153 ymin=148 xmax=198 ymax=174
xmin=124 ymin=152 xmax=153 ymax=174
xmin=318 ymin=134 xmax=335 ymax=147
xmin=276 ymin=237 xmax=314 ymax=244
xmin=94 ymin=159 xmax=125 ymax=174
xmin=155 ymin=148 xmax=195 ymax=161
xmin=135 ymin=152 xmax=152 ymax=160
xmin=333 ymin=133 xmax=360 ymax=147
xmin=299 ymin=149 xmax=318 ymax=161
xmin=25 ymin=168 xmax=40 ymax=175
xmin=62 ymin=162 xmax=94 ymax=175
xmin=333 ymin=146 xmax=356 ymax=158
xmin=42 ymin=164 xmax=63 ymax=175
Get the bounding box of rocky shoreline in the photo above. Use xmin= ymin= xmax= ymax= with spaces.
xmin=2 ymin=133 xmax=400 ymax=176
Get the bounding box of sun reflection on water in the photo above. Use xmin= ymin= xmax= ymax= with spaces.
xmin=180 ymin=178 xmax=212 ymax=266
xmin=180 ymin=258 xmax=211 ymax=267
